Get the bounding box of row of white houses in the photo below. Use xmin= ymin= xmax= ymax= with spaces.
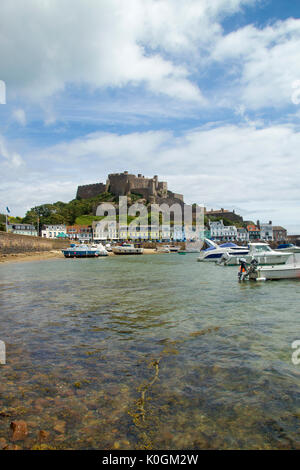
xmin=40 ymin=220 xmax=286 ymax=243
xmin=209 ymin=220 xmax=276 ymax=241
xmin=41 ymin=223 xmax=196 ymax=242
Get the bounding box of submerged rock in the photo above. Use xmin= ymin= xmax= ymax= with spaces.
xmin=10 ymin=420 xmax=28 ymax=441
xmin=3 ymin=444 xmax=22 ymax=450
xmin=53 ymin=420 xmax=66 ymax=434
xmin=38 ymin=430 xmax=50 ymax=442
xmin=0 ymin=438 xmax=7 ymax=450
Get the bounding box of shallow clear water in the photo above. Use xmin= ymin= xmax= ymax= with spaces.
xmin=0 ymin=254 xmax=299 ymax=449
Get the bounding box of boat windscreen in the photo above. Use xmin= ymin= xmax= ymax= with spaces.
xmin=219 ymin=243 xmax=238 ymax=248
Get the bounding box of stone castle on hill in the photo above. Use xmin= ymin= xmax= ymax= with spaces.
xmin=76 ymin=171 xmax=184 ymax=205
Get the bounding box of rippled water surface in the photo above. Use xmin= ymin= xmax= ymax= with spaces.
xmin=0 ymin=254 xmax=299 ymax=449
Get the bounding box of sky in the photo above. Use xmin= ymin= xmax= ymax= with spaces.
xmin=0 ymin=0 xmax=300 ymax=232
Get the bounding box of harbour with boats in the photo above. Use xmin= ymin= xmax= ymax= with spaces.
xmin=1 ymin=174 xmax=300 ymax=450
xmin=0 ymin=247 xmax=300 ymax=450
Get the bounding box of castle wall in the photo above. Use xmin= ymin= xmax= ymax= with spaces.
xmin=130 ymin=187 xmax=152 ymax=200
xmin=108 ymin=173 xmax=159 ymax=196
xmin=76 ymin=183 xmax=106 ymax=199
xmin=76 ymin=172 xmax=182 ymax=205
xmin=108 ymin=173 xmax=132 ymax=195
xmin=169 ymin=192 xmax=184 ymax=202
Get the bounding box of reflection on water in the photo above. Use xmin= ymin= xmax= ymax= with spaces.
xmin=0 ymin=254 xmax=299 ymax=449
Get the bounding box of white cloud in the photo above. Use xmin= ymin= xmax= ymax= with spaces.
xmin=0 ymin=0 xmax=254 ymax=104
xmin=0 ymin=136 xmax=24 ymax=168
xmin=12 ymin=108 xmax=26 ymax=126
xmin=212 ymin=18 xmax=300 ymax=109
xmin=2 ymin=122 xmax=300 ymax=232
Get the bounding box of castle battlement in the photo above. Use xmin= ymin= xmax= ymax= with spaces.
xmin=76 ymin=171 xmax=183 ymax=205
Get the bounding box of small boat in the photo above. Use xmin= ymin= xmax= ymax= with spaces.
xmin=156 ymin=246 xmax=170 ymax=253
xmin=275 ymin=243 xmax=300 ymax=253
xmin=90 ymin=243 xmax=109 ymax=256
xmin=112 ymin=243 xmax=143 ymax=255
xmin=220 ymin=242 xmax=292 ymax=266
xmin=239 ymin=255 xmax=300 ymax=281
xmin=62 ymin=244 xmax=104 ymax=258
xmin=162 ymin=245 xmax=180 ymax=252
xmin=197 ymin=238 xmax=248 ymax=262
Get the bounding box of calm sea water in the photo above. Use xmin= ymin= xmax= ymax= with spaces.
xmin=0 ymin=254 xmax=299 ymax=449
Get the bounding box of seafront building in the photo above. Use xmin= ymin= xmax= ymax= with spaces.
xmin=260 ymin=221 xmax=273 ymax=241
xmin=272 ymin=226 xmax=287 ymax=242
xmin=92 ymin=221 xmax=185 ymax=242
xmin=24 ymin=216 xmax=289 ymax=245
xmin=247 ymin=224 xmax=260 ymax=240
xmin=41 ymin=224 xmax=67 ymax=238
xmin=209 ymin=220 xmax=238 ymax=241
xmin=237 ymin=228 xmax=249 ymax=242
xmin=7 ymin=223 xmax=37 ymax=236
xmin=66 ymin=225 xmax=93 ymax=242
xmin=93 ymin=221 xmax=118 ymax=241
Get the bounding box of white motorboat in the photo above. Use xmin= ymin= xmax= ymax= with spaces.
xmin=163 ymin=245 xmax=180 ymax=252
xmin=241 ymin=255 xmax=300 ymax=281
xmin=90 ymin=243 xmax=109 ymax=256
xmin=112 ymin=243 xmax=144 ymax=255
xmin=197 ymin=238 xmax=249 ymax=262
xmin=221 ymin=242 xmax=292 ymax=266
xmin=275 ymin=243 xmax=300 ymax=253
xmin=157 ymin=246 xmax=170 ymax=253
xmin=62 ymin=244 xmax=106 ymax=258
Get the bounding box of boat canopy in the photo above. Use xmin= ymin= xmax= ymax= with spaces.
xmin=277 ymin=243 xmax=293 ymax=249
xmin=219 ymin=242 xmax=238 ymax=248
xmin=203 ymin=246 xmax=217 ymax=252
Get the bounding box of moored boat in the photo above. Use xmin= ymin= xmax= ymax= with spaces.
xmin=275 ymin=243 xmax=300 ymax=253
xmin=112 ymin=243 xmax=143 ymax=255
xmin=156 ymin=246 xmax=170 ymax=253
xmin=90 ymin=243 xmax=109 ymax=256
xmin=220 ymin=242 xmax=292 ymax=266
xmin=62 ymin=244 xmax=104 ymax=258
xmin=239 ymin=255 xmax=300 ymax=281
xmin=197 ymin=238 xmax=249 ymax=262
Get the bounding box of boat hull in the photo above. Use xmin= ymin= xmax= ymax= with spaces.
xmin=197 ymin=250 xmax=248 ymax=262
xmin=250 ymin=265 xmax=300 ymax=280
xmin=112 ymin=248 xmax=143 ymax=255
xmin=223 ymin=253 xmax=291 ymax=266
xmin=62 ymin=251 xmax=100 ymax=258
xmin=276 ymin=247 xmax=300 ymax=253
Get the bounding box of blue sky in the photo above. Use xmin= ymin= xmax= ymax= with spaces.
xmin=0 ymin=0 xmax=300 ymax=232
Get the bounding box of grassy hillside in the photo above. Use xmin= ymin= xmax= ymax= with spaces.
xmin=74 ymin=215 xmax=105 ymax=225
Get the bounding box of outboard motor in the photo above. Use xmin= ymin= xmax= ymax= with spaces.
xmin=238 ymin=258 xmax=248 ymax=281
xmin=238 ymin=258 xmax=259 ymax=281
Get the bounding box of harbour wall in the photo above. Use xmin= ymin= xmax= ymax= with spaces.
xmin=0 ymin=232 xmax=69 ymax=255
